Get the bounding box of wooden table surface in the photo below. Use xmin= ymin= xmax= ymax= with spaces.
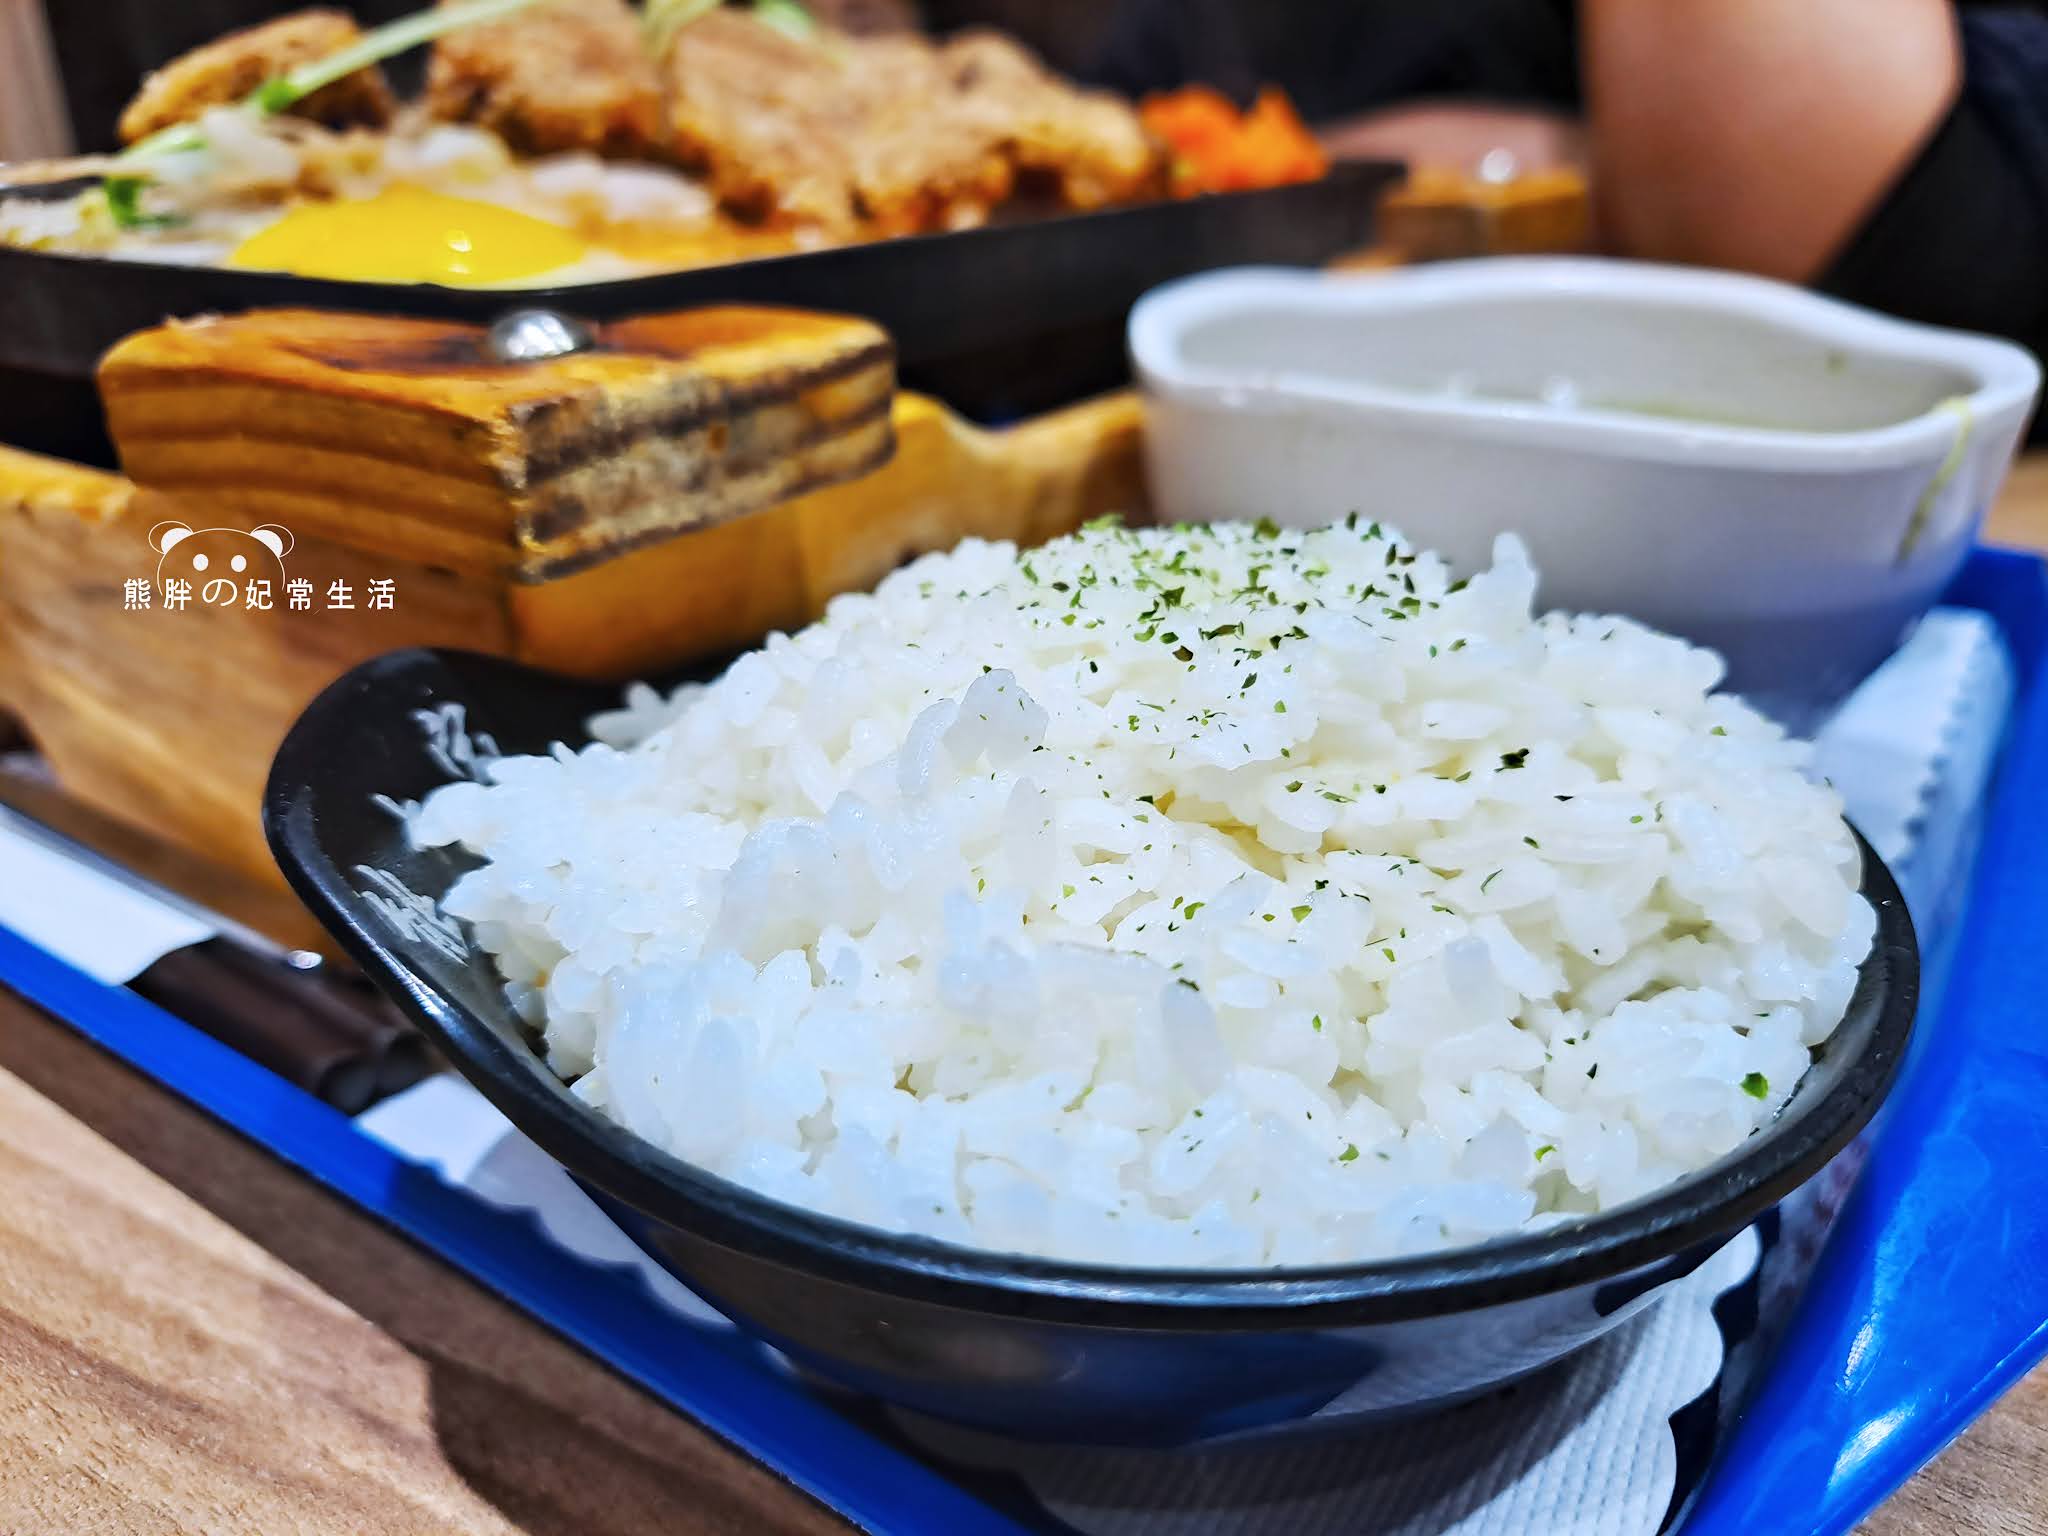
xmin=3 ymin=464 xmax=2048 ymax=1535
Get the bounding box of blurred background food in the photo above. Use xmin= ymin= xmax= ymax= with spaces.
xmin=0 ymin=0 xmax=1402 ymax=465
xmin=0 ymin=0 xmax=1283 ymax=284
xmin=6 ymin=0 xmax=2043 ymax=383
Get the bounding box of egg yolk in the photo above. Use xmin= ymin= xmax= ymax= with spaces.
xmin=227 ymin=186 xmax=589 ymax=285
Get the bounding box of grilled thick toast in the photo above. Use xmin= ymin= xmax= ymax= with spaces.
xmin=98 ymin=306 xmax=897 ymax=580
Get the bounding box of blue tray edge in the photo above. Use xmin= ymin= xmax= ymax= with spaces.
xmin=1683 ymin=546 xmax=2048 ymax=1535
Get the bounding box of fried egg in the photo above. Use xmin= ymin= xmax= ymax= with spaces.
xmin=226 ymin=184 xmax=591 ymax=285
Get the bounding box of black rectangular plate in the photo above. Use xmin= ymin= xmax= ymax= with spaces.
xmin=0 ymin=161 xmax=1397 ymax=444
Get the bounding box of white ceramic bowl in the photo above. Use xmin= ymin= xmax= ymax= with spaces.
xmin=1131 ymin=258 xmax=2040 ymax=727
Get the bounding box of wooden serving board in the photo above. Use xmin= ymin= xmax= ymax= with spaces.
xmin=0 ymin=309 xmax=1145 ymax=894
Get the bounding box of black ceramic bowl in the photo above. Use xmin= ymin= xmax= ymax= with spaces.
xmin=265 ymin=646 xmax=1919 ymax=1445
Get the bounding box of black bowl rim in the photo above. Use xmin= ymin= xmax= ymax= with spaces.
xmin=266 ymin=646 xmax=1919 ymax=1328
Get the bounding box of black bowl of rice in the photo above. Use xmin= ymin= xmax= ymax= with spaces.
xmin=267 ymin=516 xmax=1917 ymax=1443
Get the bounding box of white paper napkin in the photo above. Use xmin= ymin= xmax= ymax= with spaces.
xmin=1813 ymin=607 xmax=2014 ymax=926
xmin=0 ymin=807 xmax=213 ymax=983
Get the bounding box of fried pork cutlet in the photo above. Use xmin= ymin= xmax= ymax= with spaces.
xmin=939 ymin=32 xmax=1163 ymax=211
xmin=659 ymin=11 xmax=1162 ymax=235
xmin=425 ymin=0 xmax=664 ymax=160
xmin=656 ymin=11 xmax=994 ymax=232
xmin=802 ymin=31 xmax=1016 ymax=234
xmin=117 ymin=8 xmax=395 ymax=146
xmin=658 ymin=11 xmax=863 ymax=229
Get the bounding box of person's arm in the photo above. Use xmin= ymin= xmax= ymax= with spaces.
xmin=1583 ymin=0 xmax=1960 ymax=282
xmin=1819 ymin=12 xmax=2048 ymax=355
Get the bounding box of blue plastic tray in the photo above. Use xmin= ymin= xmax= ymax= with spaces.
xmin=1686 ymin=546 xmax=2048 ymax=1535
xmin=3 ymin=545 xmax=2044 ymax=1536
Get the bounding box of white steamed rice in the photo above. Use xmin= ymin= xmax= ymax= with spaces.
xmin=409 ymin=516 xmax=1872 ymax=1268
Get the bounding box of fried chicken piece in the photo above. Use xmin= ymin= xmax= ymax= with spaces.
xmin=660 ymin=11 xmax=1153 ymax=236
xmin=658 ymin=10 xmax=865 ymax=229
xmin=424 ymin=0 xmax=665 ymax=160
xmin=940 ymin=32 xmax=1163 ymax=211
xmin=830 ymin=33 xmax=1015 ymax=233
xmin=117 ymin=9 xmax=394 ymax=147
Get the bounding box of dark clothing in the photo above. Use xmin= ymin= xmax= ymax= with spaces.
xmin=1086 ymin=0 xmax=1577 ymax=120
xmin=1819 ymin=9 xmax=2048 ymax=375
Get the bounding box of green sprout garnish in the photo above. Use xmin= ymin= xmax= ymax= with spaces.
xmin=750 ymin=0 xmax=816 ymax=39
